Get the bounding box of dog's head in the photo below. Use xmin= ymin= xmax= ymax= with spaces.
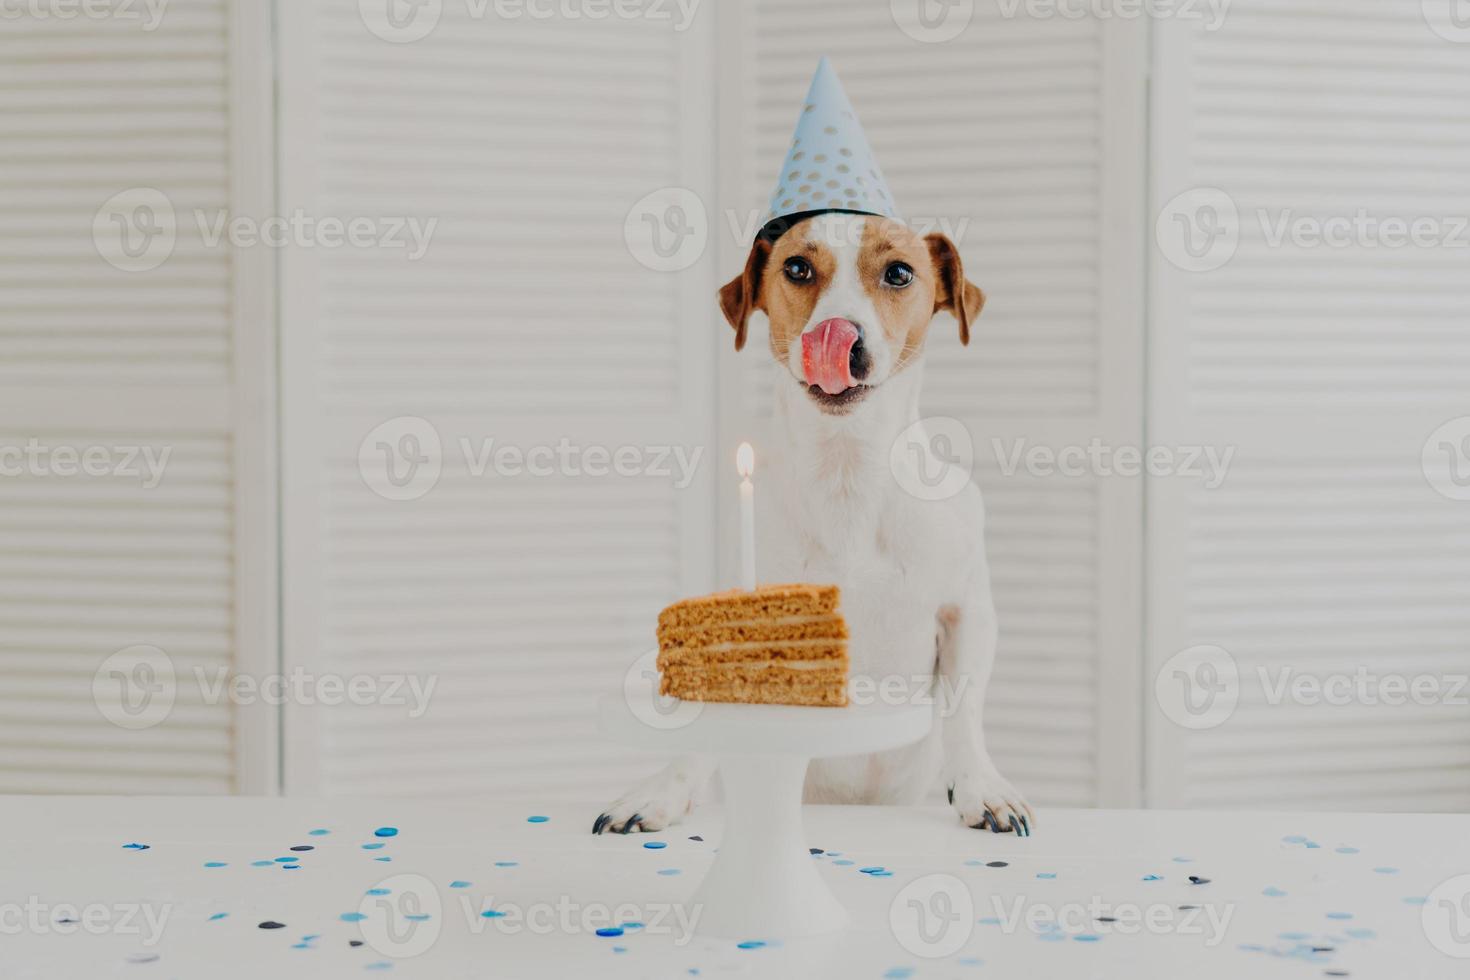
xmin=719 ymin=213 xmax=984 ymax=415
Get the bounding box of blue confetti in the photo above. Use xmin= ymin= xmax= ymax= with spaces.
xmin=596 ymin=927 xmax=624 ymax=938
xmin=122 ymin=843 xmax=150 ymax=850
xmin=1326 ymin=912 xmax=1353 ymax=920
xmin=209 ymin=912 xmax=229 ymax=921
xmin=1305 ymin=842 xmax=1321 ymax=849
xmin=859 ymin=866 xmax=886 ymax=874
xmin=622 ymin=922 xmax=644 ymax=930
xmin=1036 ymin=872 xmax=1056 ymax=879
xmin=366 ymin=888 xmax=390 ymax=896
xmin=643 ymin=841 xmax=667 ymax=850
xmin=309 ymin=829 xmax=330 ymax=836
xmin=958 ymin=957 xmax=983 ymax=966
xmin=612 ymin=946 xmax=627 ymax=953
xmin=374 ymin=857 xmax=391 ymax=862
xmin=374 ymin=827 xmax=398 ymax=838
xmin=282 ymin=864 xmax=300 ymax=870
xmin=365 ymin=962 xmax=392 ymax=971
xmin=204 ymin=861 xmax=227 ymax=868
xmin=251 ymin=861 xmax=273 ymax=867
xmin=362 ymin=843 xmax=385 ymax=850
xmin=1335 ymin=846 xmax=1359 ymax=854
xmin=736 ymin=940 xmax=766 ymax=949
xmin=1279 ymin=932 xmax=1309 ymax=941
xmin=1373 ymin=867 xmax=1399 ymax=875
xmin=527 ymin=815 xmax=549 ymax=823
xmin=964 ymin=859 xmax=983 ymax=866
xmin=977 ymin=917 xmax=1001 ymax=926
xmin=1171 ymin=856 xmax=1193 ymax=864
xmin=449 ymin=881 xmax=471 ymax=889
xmin=1142 ymin=874 xmax=1162 ymax=881
xmin=883 ymin=969 xmax=915 ymax=979
xmin=657 ymin=869 xmax=681 ymax=876
xmin=1346 ymin=927 xmax=1376 ymax=939
xmin=833 ymin=860 xmax=855 ymax=866
xmin=481 ymin=910 xmax=507 ymax=918
xmin=274 ymin=857 xmax=294 ymax=863
xmin=1282 ymin=835 xmax=1307 ymax=844
xmin=404 ymin=914 xmax=430 ymax=922
xmin=1404 ymin=896 xmax=1427 ymax=906
xmin=1074 ymin=934 xmax=1101 ymax=942
xmin=494 ymin=861 xmax=518 ymax=867
xmin=1038 ymin=932 xmax=1064 ymax=943
xmin=826 ymin=851 xmax=842 ymax=857
xmin=1263 ymin=887 xmax=1287 ymax=897
xmin=340 ymin=913 xmax=367 ymax=922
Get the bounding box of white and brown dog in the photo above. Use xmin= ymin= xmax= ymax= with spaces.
xmin=594 ymin=213 xmax=1032 ymax=836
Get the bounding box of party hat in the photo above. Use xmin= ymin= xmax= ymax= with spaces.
xmin=760 ymin=56 xmax=898 ymax=241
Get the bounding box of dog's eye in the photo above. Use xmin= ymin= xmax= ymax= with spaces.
xmin=883 ymin=262 xmax=915 ymax=288
xmin=783 ymin=256 xmax=814 ymax=283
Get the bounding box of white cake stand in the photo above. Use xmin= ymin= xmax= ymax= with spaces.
xmin=597 ymin=677 xmax=932 ymax=939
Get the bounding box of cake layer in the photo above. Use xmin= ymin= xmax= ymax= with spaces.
xmin=657 ymin=613 xmax=848 ymax=650
xmin=657 ymin=584 xmax=840 ymax=632
xmin=659 ymin=662 xmax=848 ymax=707
xmin=657 ymin=639 xmax=848 ymax=668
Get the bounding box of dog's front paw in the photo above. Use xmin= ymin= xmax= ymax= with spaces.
xmin=949 ymin=773 xmax=1034 ymax=837
xmin=592 ymin=769 xmax=696 ymax=835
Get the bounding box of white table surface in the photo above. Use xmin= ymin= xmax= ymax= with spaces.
xmin=4 ymin=797 xmax=1467 ymax=979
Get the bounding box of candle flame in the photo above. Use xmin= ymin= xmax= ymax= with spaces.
xmin=736 ymin=442 xmax=755 ymax=478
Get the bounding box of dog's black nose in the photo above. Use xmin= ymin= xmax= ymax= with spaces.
xmin=849 ymin=324 xmax=871 ymax=381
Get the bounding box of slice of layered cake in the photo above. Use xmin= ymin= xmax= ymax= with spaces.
xmin=656 ymin=584 xmax=849 ymax=707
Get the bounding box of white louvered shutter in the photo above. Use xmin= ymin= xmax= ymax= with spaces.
xmin=1148 ymin=1 xmax=1470 ymax=811
xmin=0 ymin=0 xmax=274 ymax=793
xmin=718 ymin=2 xmax=1147 ymax=807
xmin=279 ymin=2 xmax=717 ymax=797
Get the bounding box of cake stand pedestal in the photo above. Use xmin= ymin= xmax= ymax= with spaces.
xmin=597 ymin=681 xmax=932 ymax=939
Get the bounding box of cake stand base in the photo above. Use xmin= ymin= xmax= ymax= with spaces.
xmin=597 ymin=687 xmax=932 ymax=940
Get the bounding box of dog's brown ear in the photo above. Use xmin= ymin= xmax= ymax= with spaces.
xmin=925 ymin=232 xmax=985 ymax=346
xmin=718 ymin=239 xmax=771 ymax=352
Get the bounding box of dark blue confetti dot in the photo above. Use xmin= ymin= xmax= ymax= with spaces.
xmin=986 ymin=861 xmax=1008 ymax=868
xmin=282 ymin=864 xmax=300 ymax=870
xmin=259 ymin=921 xmax=286 ymax=930
xmin=374 ymin=827 xmax=398 ymax=838
xmin=688 ymin=836 xmax=703 ymax=842
xmin=349 ymin=940 xmax=364 ymax=947
xmin=596 ymin=927 xmax=624 ymax=938
xmin=809 ymin=848 xmax=824 ymax=855
xmin=290 ymin=845 xmax=314 ymax=852
xmin=527 ymin=815 xmax=549 ymax=823
xmin=1188 ymin=876 xmax=1211 ymax=885
xmin=643 ymin=841 xmax=667 ymax=850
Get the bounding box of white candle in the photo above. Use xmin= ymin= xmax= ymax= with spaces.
xmin=736 ymin=442 xmax=756 ymax=591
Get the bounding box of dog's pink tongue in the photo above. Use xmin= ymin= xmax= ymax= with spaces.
xmin=801 ymin=318 xmax=859 ymax=396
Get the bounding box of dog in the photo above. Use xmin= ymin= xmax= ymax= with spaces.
xmin=593 ymin=213 xmax=1033 ymax=837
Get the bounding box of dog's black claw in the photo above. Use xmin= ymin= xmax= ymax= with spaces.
xmin=592 ymin=813 xmax=611 ymax=835
xmin=1016 ymin=814 xmax=1031 ymax=837
xmin=618 ymin=813 xmax=641 ymax=834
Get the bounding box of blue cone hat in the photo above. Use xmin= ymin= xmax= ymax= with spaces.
xmin=760 ymin=56 xmax=899 ymax=241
